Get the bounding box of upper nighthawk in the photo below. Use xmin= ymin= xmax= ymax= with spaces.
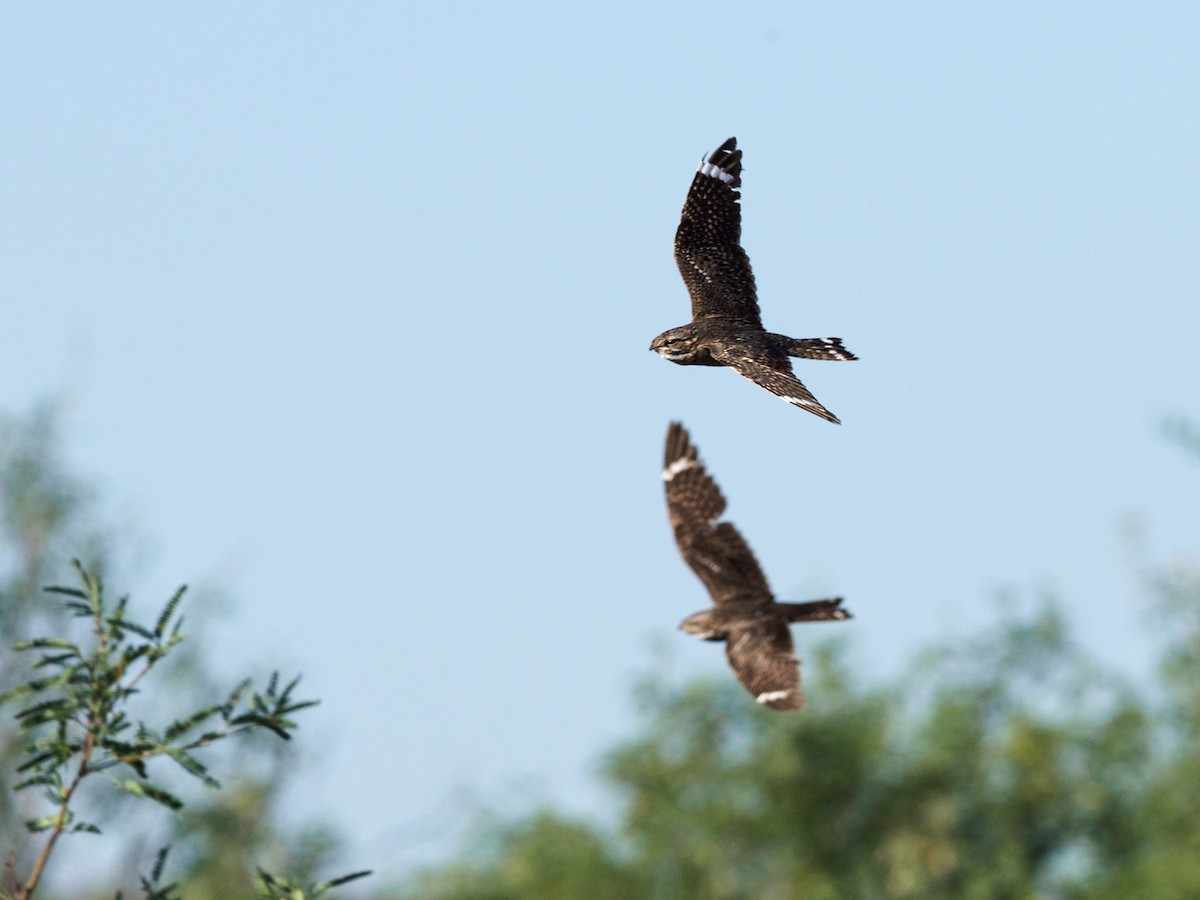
xmin=650 ymin=137 xmax=857 ymax=424
xmin=663 ymin=421 xmax=851 ymax=711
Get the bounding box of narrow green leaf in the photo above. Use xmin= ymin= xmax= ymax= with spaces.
xmin=223 ymin=678 xmax=252 ymax=715
xmin=165 ymin=748 xmax=219 ymax=788
xmin=14 ymin=637 xmax=79 ymax=651
xmin=278 ymin=699 xmax=320 ymax=716
xmin=0 ymin=682 xmax=40 ymax=706
xmin=119 ymin=776 xmax=143 ymax=793
xmin=123 ymin=644 xmax=151 ymax=666
xmin=25 ymin=813 xmax=60 ymax=832
xmin=261 ymin=722 xmax=293 ymax=741
xmin=16 ymin=751 xmax=56 ymax=773
xmin=318 ymin=870 xmax=373 ymax=890
xmin=43 ymin=585 xmax=88 ymax=600
xmin=280 ymin=673 xmax=302 ymax=700
xmin=141 ymin=878 xmax=181 ymax=900
xmin=125 ymin=780 xmax=184 ymax=811
xmin=155 ymin=586 xmax=187 ymax=638
xmin=163 ymin=704 xmax=222 ymax=741
xmin=151 ymin=846 xmax=171 ymax=882
xmin=33 ymin=652 xmax=80 ymax=670
xmin=114 ymin=620 xmax=155 ymax=640
xmin=102 ymin=738 xmax=153 ymax=761
xmin=0 ymin=673 xmax=71 ymax=705
xmin=15 ymin=697 xmax=76 ymax=725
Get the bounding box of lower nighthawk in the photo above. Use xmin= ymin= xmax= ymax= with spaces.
xmin=650 ymin=137 xmax=857 ymax=424
xmin=662 ymin=421 xmax=851 ymax=711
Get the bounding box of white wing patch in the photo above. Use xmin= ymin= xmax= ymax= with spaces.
xmin=662 ymin=457 xmax=698 ymax=481
xmin=756 ymin=689 xmax=791 ymax=705
xmin=698 ymin=160 xmax=735 ymax=184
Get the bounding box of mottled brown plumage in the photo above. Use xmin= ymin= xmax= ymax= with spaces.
xmin=650 ymin=138 xmax=857 ymax=424
xmin=663 ymin=421 xmax=851 ymax=711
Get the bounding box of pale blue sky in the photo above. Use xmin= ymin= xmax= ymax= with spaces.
xmin=2 ymin=1 xmax=1198 ymax=882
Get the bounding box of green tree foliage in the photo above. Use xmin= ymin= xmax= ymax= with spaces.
xmin=400 ymin=430 xmax=1200 ymax=899
xmin=402 ymin=590 xmax=1200 ymax=898
xmin=0 ymin=562 xmax=369 ymax=899
xmin=0 ymin=402 xmax=109 ymax=605
xmin=0 ymin=403 xmax=365 ymax=896
xmin=0 ymin=403 xmax=113 ymax=863
xmin=168 ymin=768 xmax=346 ymax=898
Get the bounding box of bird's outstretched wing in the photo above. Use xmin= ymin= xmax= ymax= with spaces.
xmin=778 ymin=597 xmax=853 ymax=622
xmin=784 ymin=337 xmax=859 ymax=362
xmin=674 ymin=138 xmax=763 ymax=325
xmin=663 ymin=421 xmax=772 ymax=605
xmin=716 ymin=351 xmax=842 ymax=424
xmin=725 ymin=624 xmax=803 ymax=711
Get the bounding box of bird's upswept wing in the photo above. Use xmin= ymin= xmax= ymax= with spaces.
xmin=662 ymin=421 xmax=772 ymax=605
xmin=725 ymin=624 xmax=803 ymax=711
xmin=674 ymin=137 xmax=763 ymax=325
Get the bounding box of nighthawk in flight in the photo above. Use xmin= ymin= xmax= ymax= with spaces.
xmin=662 ymin=421 xmax=851 ymax=711
xmin=650 ymin=138 xmax=857 ymax=424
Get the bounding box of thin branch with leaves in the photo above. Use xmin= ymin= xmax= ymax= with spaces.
xmin=0 ymin=561 xmax=367 ymax=899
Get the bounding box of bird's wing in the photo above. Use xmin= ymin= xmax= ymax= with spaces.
xmin=777 ymin=598 xmax=853 ymax=622
xmin=725 ymin=623 xmax=803 ymax=712
xmin=715 ymin=350 xmax=842 ymax=424
xmin=663 ymin=421 xmax=772 ymax=606
xmin=674 ymin=138 xmax=763 ymax=325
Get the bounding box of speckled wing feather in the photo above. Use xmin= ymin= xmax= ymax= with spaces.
xmin=779 ymin=598 xmax=852 ymax=622
xmin=715 ymin=350 xmax=842 ymax=424
xmin=662 ymin=421 xmax=772 ymax=606
xmin=674 ymin=138 xmax=763 ymax=324
xmin=725 ymin=624 xmax=803 ymax=711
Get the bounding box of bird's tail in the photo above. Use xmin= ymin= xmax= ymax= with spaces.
xmin=778 ymin=597 xmax=852 ymax=622
xmin=783 ymin=337 xmax=858 ymax=361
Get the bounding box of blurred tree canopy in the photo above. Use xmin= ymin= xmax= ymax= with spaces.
xmin=0 ymin=402 xmax=109 ymax=861
xmin=4 ymin=400 xmax=1197 ymax=897
xmin=399 ymin=448 xmax=1200 ymax=898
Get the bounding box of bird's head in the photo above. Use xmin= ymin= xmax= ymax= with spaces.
xmin=650 ymin=325 xmax=701 ymax=363
xmin=679 ymin=610 xmax=722 ymax=641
